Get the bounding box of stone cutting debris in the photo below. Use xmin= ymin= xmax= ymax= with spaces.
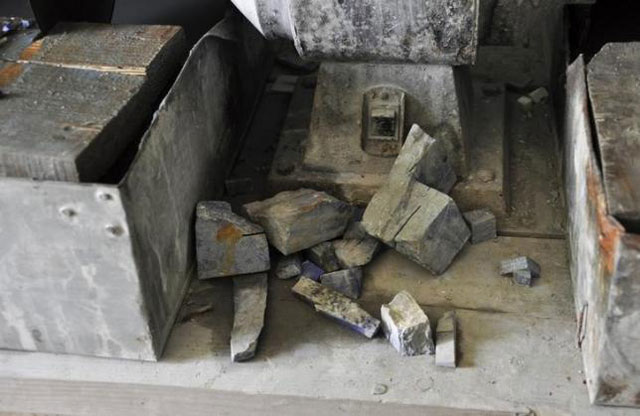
xmin=305 ymin=241 xmax=341 ymax=272
xmin=500 ymin=256 xmax=541 ymax=286
xmin=381 ymin=291 xmax=435 ymax=356
xmin=230 ymin=273 xmax=268 ymax=362
xmin=319 ymin=267 xmax=363 ymax=299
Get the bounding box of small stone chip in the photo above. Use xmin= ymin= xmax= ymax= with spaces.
xmin=517 ymin=95 xmax=534 ymax=113
xmin=463 ymin=209 xmax=497 ymax=244
xmin=529 ymin=87 xmax=549 ymax=104
xmin=435 ymin=311 xmax=457 ymax=368
xmin=381 ymin=291 xmax=434 ymax=356
xmin=500 ymin=256 xmax=541 ymax=278
xmin=514 ymin=269 xmax=533 ymax=286
xmin=274 ymin=254 xmax=302 ymax=280
xmin=301 ymin=260 xmax=325 ymax=281
xmin=319 ymin=268 xmax=363 ymax=299
xmin=305 ymin=241 xmax=341 ymax=272
xmin=230 ymin=273 xmax=268 ymax=362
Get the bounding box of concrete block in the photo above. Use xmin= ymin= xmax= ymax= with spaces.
xmin=463 ymin=209 xmax=497 ymax=244
xmin=274 ymin=254 xmax=302 ymax=280
xmin=305 ymin=241 xmax=341 ymax=272
xmin=319 ymin=268 xmax=363 ymax=299
xmin=301 ymin=260 xmax=325 ymax=281
xmin=196 ymin=202 xmax=271 ymax=279
xmin=380 ymin=291 xmax=434 ymax=356
xmin=513 ymin=269 xmax=533 ymax=287
xmin=231 ymin=273 xmax=267 ymax=362
xmin=500 ymin=256 xmax=541 ymax=278
xmin=363 ymin=178 xmax=470 ymax=275
xmin=435 ymin=311 xmax=457 ymax=368
xmin=292 ymin=276 xmax=380 ymax=338
xmin=243 ymin=189 xmax=353 ymax=255
xmin=391 ymin=124 xmax=457 ymax=194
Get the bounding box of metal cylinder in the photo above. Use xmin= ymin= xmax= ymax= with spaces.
xmin=231 ymin=0 xmax=479 ymax=65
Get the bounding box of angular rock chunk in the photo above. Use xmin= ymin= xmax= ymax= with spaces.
xmin=305 ymin=241 xmax=341 ymax=272
xmin=319 ymin=268 xmax=363 ymax=299
xmin=334 ymin=222 xmax=381 ymax=269
xmin=196 ymin=202 xmax=270 ymax=279
xmin=529 ymin=87 xmax=549 ymax=104
xmin=500 ymin=256 xmax=541 ymax=278
xmin=381 ymin=291 xmax=434 ymax=356
xmin=435 ymin=311 xmax=457 ymax=368
xmin=274 ymin=254 xmax=302 ymax=280
xmin=463 ymin=209 xmax=497 ymax=244
xmin=292 ymin=277 xmax=380 ymax=338
xmin=391 ymin=124 xmax=457 ymax=194
xmin=301 ymin=260 xmax=325 ymax=281
xmin=243 ymin=189 xmax=353 ymax=255
xmin=513 ymin=269 xmax=533 ymax=287
xmin=363 ymin=178 xmax=470 ymax=275
xmin=230 ymin=273 xmax=268 ymax=362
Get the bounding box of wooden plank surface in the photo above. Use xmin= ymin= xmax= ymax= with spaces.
xmin=0 ymin=23 xmax=186 ymax=182
xmin=587 ymin=43 xmax=640 ymax=224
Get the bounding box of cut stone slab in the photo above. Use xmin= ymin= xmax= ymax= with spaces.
xmin=391 ymin=124 xmax=457 ymax=194
xmin=292 ymin=276 xmax=380 ymax=338
xmin=243 ymin=189 xmax=353 ymax=255
xmin=363 ymin=178 xmax=470 ymax=275
xmin=463 ymin=209 xmax=497 ymax=244
xmin=435 ymin=311 xmax=457 ymax=368
xmin=513 ymin=269 xmax=533 ymax=287
xmin=230 ymin=273 xmax=268 ymax=362
xmin=500 ymin=256 xmax=541 ymax=278
xmin=274 ymin=254 xmax=302 ymax=280
xmin=319 ymin=268 xmax=363 ymax=299
xmin=196 ymin=202 xmax=270 ymax=279
xmin=300 ymin=260 xmax=325 ymax=282
xmin=380 ymin=291 xmax=434 ymax=356
xmin=305 ymin=241 xmax=341 ymax=273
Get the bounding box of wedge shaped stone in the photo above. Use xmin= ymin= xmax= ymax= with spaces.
xmin=243 ymin=189 xmax=353 ymax=255
xmin=301 ymin=260 xmax=325 ymax=281
xmin=196 ymin=202 xmax=270 ymax=279
xmin=319 ymin=268 xmax=363 ymax=299
xmin=231 ymin=273 xmax=267 ymax=362
xmin=435 ymin=311 xmax=457 ymax=368
xmin=381 ymin=291 xmax=434 ymax=356
xmin=292 ymin=277 xmax=380 ymax=338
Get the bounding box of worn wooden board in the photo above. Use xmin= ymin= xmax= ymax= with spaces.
xmin=0 ymin=23 xmax=187 ymax=182
xmin=587 ymin=43 xmax=640 ymax=224
xmin=565 ymin=55 xmax=640 ymax=407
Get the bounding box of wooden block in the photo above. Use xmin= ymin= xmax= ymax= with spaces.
xmin=587 ymin=43 xmax=640 ymax=223
xmin=0 ymin=23 xmax=187 ymax=182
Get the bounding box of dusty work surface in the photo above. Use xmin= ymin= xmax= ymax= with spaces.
xmin=0 ymin=237 xmax=637 ymax=415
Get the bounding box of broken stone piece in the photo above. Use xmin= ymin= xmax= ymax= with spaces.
xmin=380 ymin=291 xmax=434 ymax=356
xmin=230 ymin=273 xmax=268 ymax=362
xmin=334 ymin=237 xmax=380 ymax=269
xmin=274 ymin=254 xmax=302 ymax=280
xmin=391 ymin=124 xmax=457 ymax=194
xmin=243 ymin=189 xmax=353 ymax=255
xmin=305 ymin=241 xmax=341 ymax=272
xmin=301 ymin=260 xmax=325 ymax=281
xmin=435 ymin=311 xmax=457 ymax=368
xmin=363 ymin=178 xmax=470 ymax=275
xmin=500 ymin=256 xmax=541 ymax=278
xmin=528 ymin=87 xmax=549 ymax=104
xmin=292 ymin=276 xmax=380 ymax=338
xmin=196 ymin=201 xmax=270 ymax=279
xmin=319 ymin=267 xmax=363 ymax=299
xmin=463 ymin=209 xmax=497 ymax=244
xmin=514 ymin=269 xmax=533 ymax=287
xmin=517 ymin=95 xmax=534 ymax=113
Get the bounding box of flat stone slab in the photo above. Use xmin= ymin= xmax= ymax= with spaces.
xmin=463 ymin=209 xmax=497 ymax=244
xmin=381 ymin=291 xmax=434 ymax=356
xmin=292 ymin=276 xmax=380 ymax=338
xmin=196 ymin=202 xmax=270 ymax=279
xmin=243 ymin=189 xmax=352 ymax=255
xmin=435 ymin=311 xmax=457 ymax=368
xmin=230 ymin=273 xmax=268 ymax=362
xmin=319 ymin=268 xmax=363 ymax=299
xmin=274 ymin=254 xmax=302 ymax=280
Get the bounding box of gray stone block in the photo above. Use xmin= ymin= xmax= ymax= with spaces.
xmin=500 ymin=256 xmax=541 ymax=278
xmin=380 ymin=291 xmax=434 ymax=356
xmin=319 ymin=268 xmax=363 ymax=299
xmin=292 ymin=276 xmax=380 ymax=338
xmin=196 ymin=202 xmax=270 ymax=279
xmin=243 ymin=189 xmax=353 ymax=255
xmin=305 ymin=241 xmax=341 ymax=272
xmin=301 ymin=260 xmax=325 ymax=281
xmin=231 ymin=273 xmax=268 ymax=362
xmin=513 ymin=269 xmax=533 ymax=287
xmin=463 ymin=209 xmax=497 ymax=244
xmin=274 ymin=254 xmax=302 ymax=280
xmin=391 ymin=124 xmax=457 ymax=194
xmin=435 ymin=311 xmax=457 ymax=368
xmin=363 ymin=178 xmax=470 ymax=275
